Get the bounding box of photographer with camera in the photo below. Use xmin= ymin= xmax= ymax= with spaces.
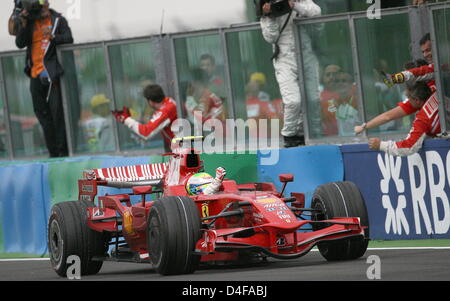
xmin=14 ymin=0 xmax=73 ymax=157
xmin=257 ymin=0 xmax=321 ymax=147
xmin=8 ymin=1 xmax=24 ymax=36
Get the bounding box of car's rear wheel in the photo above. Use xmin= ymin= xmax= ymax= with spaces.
xmin=312 ymin=181 xmax=369 ymax=261
xmin=48 ymin=200 xmax=108 ymax=277
xmin=147 ymin=196 xmax=201 ymax=275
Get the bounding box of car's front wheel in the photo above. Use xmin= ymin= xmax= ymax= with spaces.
xmin=147 ymin=196 xmax=201 ymax=275
xmin=48 ymin=200 xmax=108 ymax=277
xmin=312 ymin=181 xmax=370 ymax=261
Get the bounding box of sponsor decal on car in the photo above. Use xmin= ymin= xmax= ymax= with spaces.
xmin=277 ymin=214 xmax=292 ymax=220
xmin=276 ymin=237 xmax=287 ymax=246
xmin=201 ymin=203 xmax=209 ymax=218
xmin=253 ymin=213 xmax=264 ymax=219
xmin=80 ymin=195 xmax=92 ymax=202
xmin=263 ymin=203 xmax=287 ymax=208
xmin=81 ymin=184 xmax=94 ymax=193
xmin=256 ymin=198 xmax=277 ymax=204
xmin=93 ymin=208 xmax=104 ymax=218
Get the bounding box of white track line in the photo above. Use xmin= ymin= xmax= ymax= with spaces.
xmin=309 ymin=247 xmax=450 ymax=252
xmin=1 ymin=247 xmax=449 ymax=262
xmin=367 ymin=247 xmax=450 ymax=250
xmin=0 ymin=258 xmax=50 ymax=262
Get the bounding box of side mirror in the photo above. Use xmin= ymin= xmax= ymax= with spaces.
xmin=279 ymin=173 xmax=294 ymax=197
xmin=133 ymin=186 xmax=153 ymax=195
xmin=279 ymin=173 xmax=294 ymax=183
xmin=133 ymin=186 xmax=153 ymax=207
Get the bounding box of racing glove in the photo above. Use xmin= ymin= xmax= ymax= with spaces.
xmin=214 ymin=167 xmax=226 ymax=182
xmin=381 ymin=71 xmax=406 ymax=88
xmin=203 ymin=167 xmax=227 ymax=195
xmin=112 ymin=106 xmax=131 ymax=123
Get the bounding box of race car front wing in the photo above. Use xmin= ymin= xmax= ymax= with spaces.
xmin=194 ymin=217 xmax=365 ymax=259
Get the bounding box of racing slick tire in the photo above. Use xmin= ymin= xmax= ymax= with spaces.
xmin=48 ymin=200 xmax=108 ymax=277
xmin=147 ymin=196 xmax=201 ymax=275
xmin=311 ymin=181 xmax=369 ymax=261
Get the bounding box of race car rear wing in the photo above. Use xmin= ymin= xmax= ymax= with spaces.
xmin=78 ymin=163 xmax=168 ymax=202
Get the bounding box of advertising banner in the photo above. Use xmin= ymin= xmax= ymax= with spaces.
xmin=342 ymin=139 xmax=450 ymax=240
xmin=0 ymin=164 xmax=50 ymax=255
xmin=258 ymin=146 xmax=344 ymax=205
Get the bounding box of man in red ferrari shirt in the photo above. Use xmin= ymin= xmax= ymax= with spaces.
xmin=368 ymin=82 xmax=440 ymax=156
xmin=320 ymin=64 xmax=341 ymax=136
xmin=112 ymin=84 xmax=177 ymax=152
xmin=382 ymin=33 xmax=437 ymax=92
xmin=355 ymin=59 xmax=432 ymax=135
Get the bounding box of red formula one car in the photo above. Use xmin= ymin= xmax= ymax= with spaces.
xmin=48 ymin=137 xmax=370 ymax=276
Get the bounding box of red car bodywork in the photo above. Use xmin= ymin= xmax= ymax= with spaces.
xmin=78 ymin=144 xmax=365 ymax=263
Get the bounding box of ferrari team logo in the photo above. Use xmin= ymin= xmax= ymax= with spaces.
xmin=201 ymin=203 xmax=209 ymax=218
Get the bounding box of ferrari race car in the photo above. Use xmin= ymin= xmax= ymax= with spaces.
xmin=47 ymin=136 xmax=370 ymax=276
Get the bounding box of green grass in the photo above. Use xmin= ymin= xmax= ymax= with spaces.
xmin=0 ymin=253 xmax=49 ymax=259
xmin=1 ymin=240 xmax=449 ymax=259
xmin=368 ymin=239 xmax=450 ymax=248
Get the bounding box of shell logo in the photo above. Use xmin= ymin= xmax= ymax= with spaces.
xmin=123 ymin=211 xmax=135 ymax=235
xmin=256 ymin=198 xmax=277 ymax=204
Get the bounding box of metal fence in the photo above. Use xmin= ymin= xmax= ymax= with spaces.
xmin=0 ymin=3 xmax=449 ymax=160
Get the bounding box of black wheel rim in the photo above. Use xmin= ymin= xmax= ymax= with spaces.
xmin=49 ymin=219 xmax=63 ymax=264
xmin=148 ymin=214 xmax=162 ymax=265
xmin=312 ymin=198 xmax=327 ymax=229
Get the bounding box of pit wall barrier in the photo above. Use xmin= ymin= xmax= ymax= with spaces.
xmin=1 ymin=140 xmax=449 ymax=255
xmin=0 ymin=153 xmax=259 ymax=255
xmin=342 ymin=139 xmax=450 ymax=240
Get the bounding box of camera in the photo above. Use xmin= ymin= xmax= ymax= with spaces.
xmin=254 ymin=0 xmax=292 ymax=18
xmin=9 ymin=0 xmax=45 ymax=35
xmin=12 ymin=0 xmax=24 ymax=18
xmin=11 ymin=0 xmax=44 ymax=21
xmin=22 ymin=0 xmax=45 ymax=20
xmin=9 ymin=0 xmax=23 ymax=35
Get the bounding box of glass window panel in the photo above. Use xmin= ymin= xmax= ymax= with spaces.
xmin=433 ymin=8 xmax=450 ymax=130
xmin=0 ymin=82 xmax=9 ymax=159
xmin=226 ymin=29 xmax=282 ymax=147
xmin=313 ymin=0 xmax=408 ymax=15
xmin=2 ymin=55 xmax=47 ymax=158
xmin=313 ymin=0 xmax=352 ymax=15
xmin=108 ymin=41 xmax=164 ymax=153
xmin=299 ymin=20 xmax=362 ymax=139
xmin=355 ymin=14 xmax=413 ymax=136
xmin=60 ymin=47 xmax=116 ymax=154
xmin=174 ymin=34 xmax=229 ymax=131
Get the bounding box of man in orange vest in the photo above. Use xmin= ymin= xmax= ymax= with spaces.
xmin=15 ymin=0 xmax=73 ymax=157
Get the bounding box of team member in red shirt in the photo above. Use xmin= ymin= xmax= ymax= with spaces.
xmin=382 ymin=34 xmax=437 ymax=93
xmin=354 ymin=60 xmax=431 ymax=135
xmin=384 ymin=62 xmax=436 ymax=92
xmin=320 ymin=64 xmax=341 ymax=136
xmin=112 ymin=84 xmax=177 ymax=152
xmin=185 ymin=68 xmax=225 ymax=124
xmin=368 ymin=82 xmax=440 ymax=156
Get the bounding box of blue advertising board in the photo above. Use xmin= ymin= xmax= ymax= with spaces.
xmin=342 ymin=139 xmax=450 ymax=240
xmin=258 ymin=145 xmax=344 ymax=206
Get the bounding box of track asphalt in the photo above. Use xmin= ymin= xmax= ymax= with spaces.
xmin=1 ymin=248 xmax=449 ymax=281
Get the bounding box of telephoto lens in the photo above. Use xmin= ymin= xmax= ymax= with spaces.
xmin=10 ymin=0 xmax=24 ymax=35
xmin=269 ymin=0 xmax=292 ymax=18
xmin=21 ymin=0 xmax=44 ymax=20
xmin=254 ymin=0 xmax=292 ymax=18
